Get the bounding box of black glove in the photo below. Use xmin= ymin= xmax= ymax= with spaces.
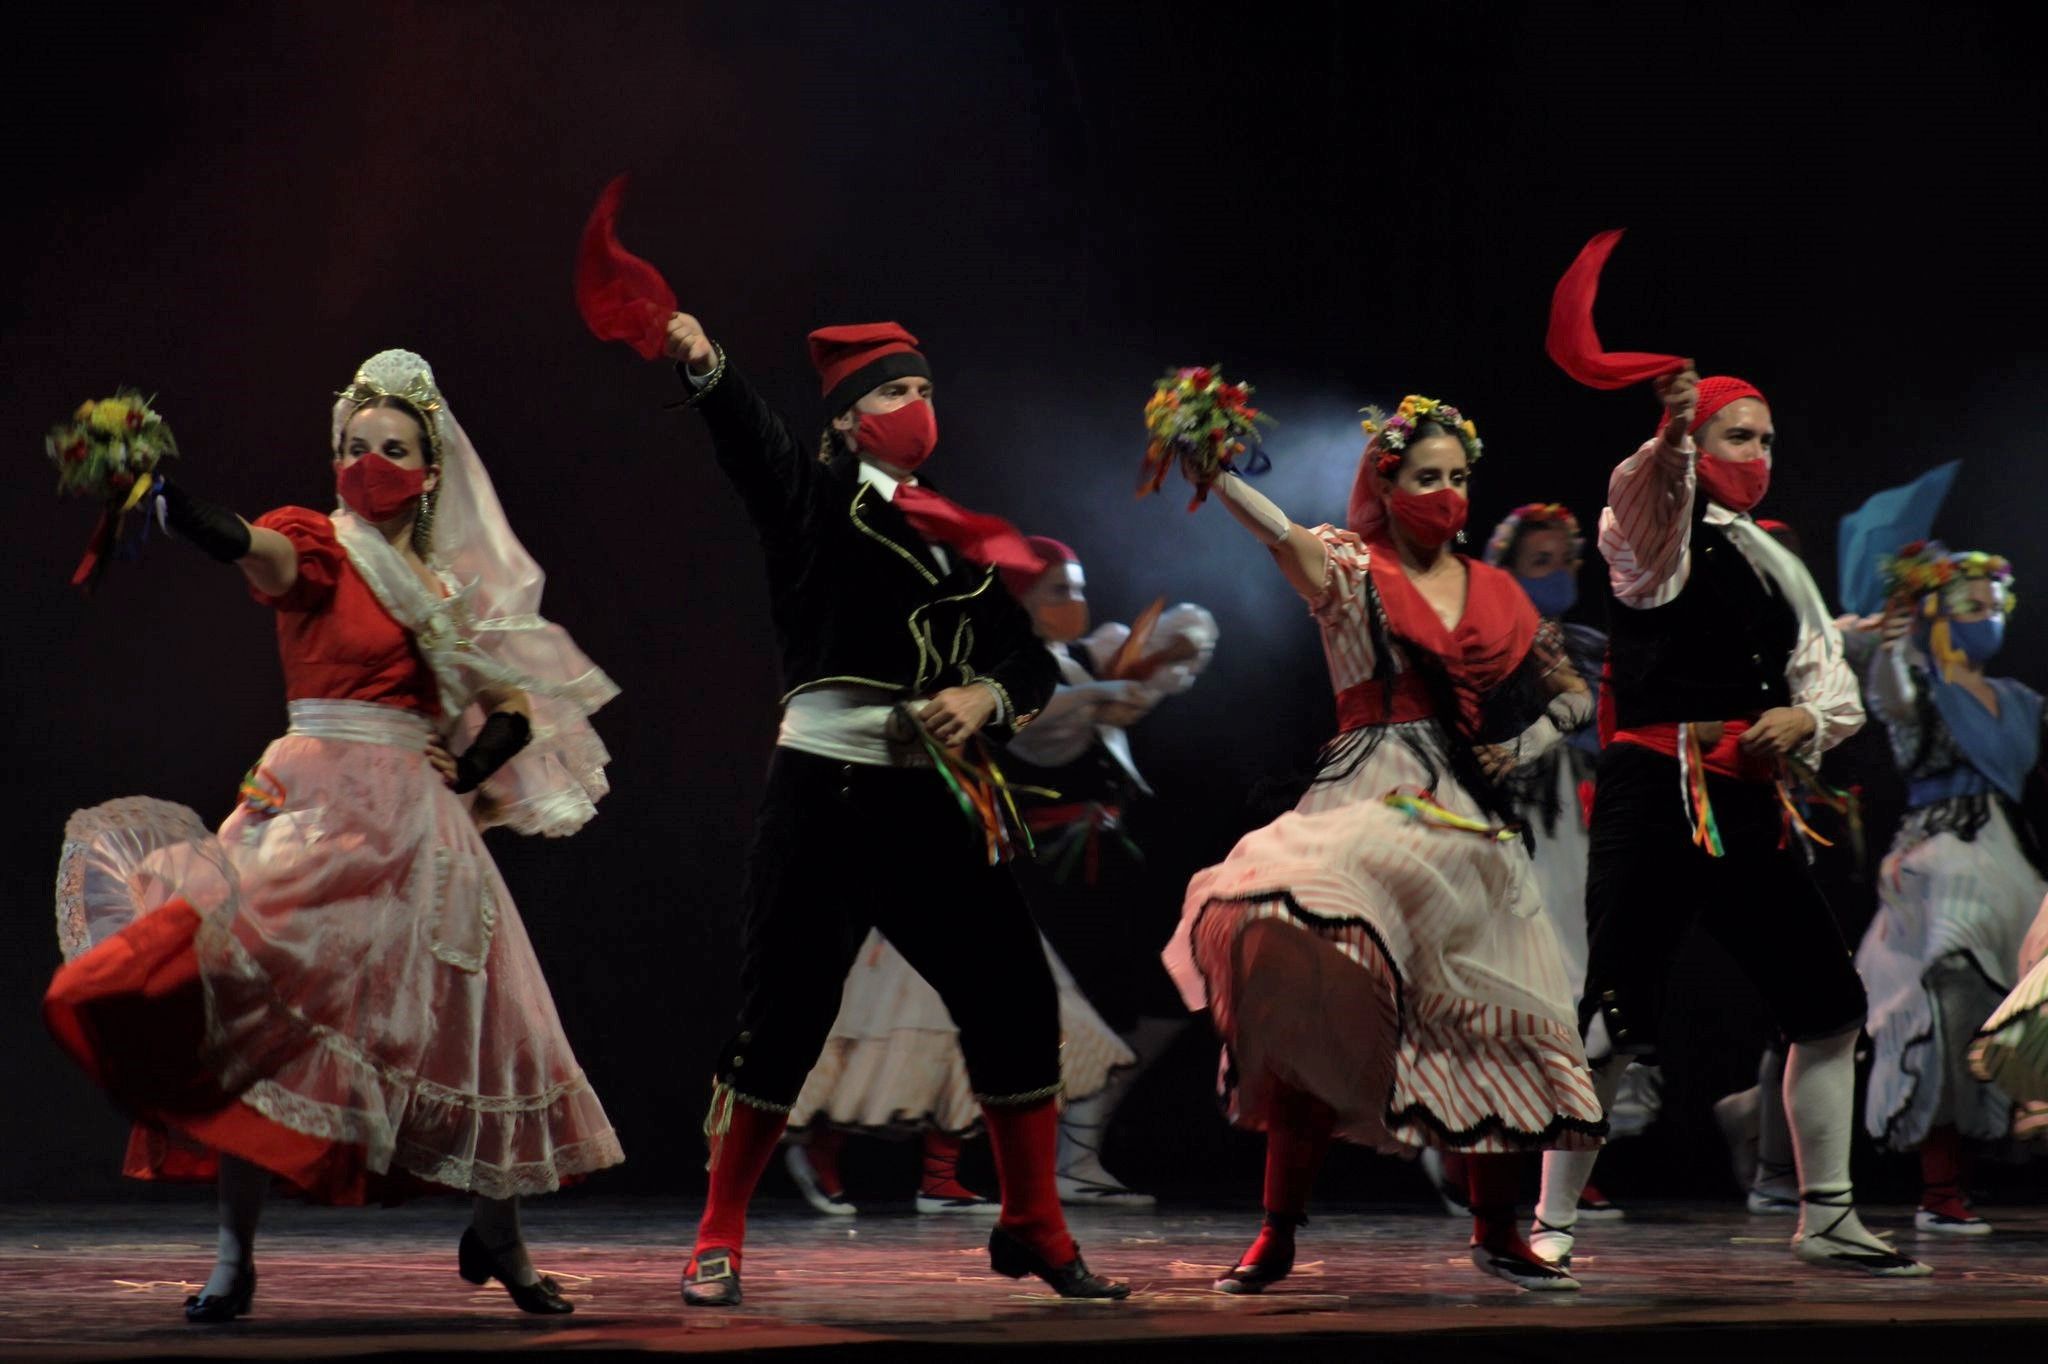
xmin=159 ymin=480 xmax=253 ymax=564
xmin=452 ymin=711 xmax=532 ymax=794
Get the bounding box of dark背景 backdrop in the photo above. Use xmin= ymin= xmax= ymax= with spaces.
xmin=4 ymin=2 xmax=2044 ymax=1209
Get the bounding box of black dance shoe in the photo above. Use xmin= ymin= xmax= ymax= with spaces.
xmin=183 ymin=1264 xmax=255 ymax=1323
xmin=988 ymin=1225 xmax=1130 ymax=1299
xmin=1214 ymin=1213 xmax=1301 ymax=1294
xmin=458 ymin=1227 xmax=575 ymax=1315
xmin=682 ymin=1246 xmax=743 ymax=1307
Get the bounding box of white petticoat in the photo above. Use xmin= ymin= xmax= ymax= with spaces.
xmin=1973 ymin=891 xmax=2048 ymax=1134
xmin=789 ymin=930 xmax=1134 ymax=1134
xmin=1165 ymin=723 xmax=1603 ymax=1154
xmin=55 ymin=699 xmax=622 ymax=1199
xmin=1859 ymin=804 xmax=2046 ymax=1148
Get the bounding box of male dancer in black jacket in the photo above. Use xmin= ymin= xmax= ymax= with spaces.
xmin=666 ymin=312 xmax=1127 ymax=1305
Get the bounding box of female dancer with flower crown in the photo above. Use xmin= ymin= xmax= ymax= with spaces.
xmin=1855 ymin=542 xmax=2046 ymax=1234
xmin=44 ymin=351 xmax=621 ymax=1321
xmin=1164 ymin=398 xmax=1605 ymax=1293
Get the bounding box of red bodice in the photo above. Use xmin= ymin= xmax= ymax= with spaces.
xmin=250 ymin=507 xmax=440 ymax=715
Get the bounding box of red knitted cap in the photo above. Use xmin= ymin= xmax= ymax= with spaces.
xmin=1657 ymin=375 xmax=1767 ymax=434
xmin=807 ymin=322 xmax=930 ymax=413
xmin=1001 ymin=535 xmax=1078 ymax=597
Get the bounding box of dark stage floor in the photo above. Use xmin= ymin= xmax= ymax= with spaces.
xmin=7 ymin=1197 xmax=2048 ymax=1361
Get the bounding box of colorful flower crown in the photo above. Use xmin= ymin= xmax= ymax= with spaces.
xmin=1881 ymin=539 xmax=2017 ymax=616
xmin=1484 ymin=501 xmax=1582 ymax=568
xmin=1360 ymin=394 xmax=1482 ymax=477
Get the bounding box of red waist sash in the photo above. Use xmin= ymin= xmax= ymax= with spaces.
xmin=1024 ymin=801 xmax=1123 ymax=834
xmin=1335 ymin=672 xmax=1433 ymax=731
xmin=1610 ymin=719 xmax=1776 ymax=784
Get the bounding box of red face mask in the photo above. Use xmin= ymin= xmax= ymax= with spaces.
xmin=853 ymin=400 xmax=938 ymax=473
xmin=1387 ymin=486 xmax=1469 ymax=549
xmin=337 ymin=451 xmax=428 ymax=523
xmin=1696 ymin=454 xmax=1770 ymax=513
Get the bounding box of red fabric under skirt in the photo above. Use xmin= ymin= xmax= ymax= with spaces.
xmin=45 ymin=898 xmax=525 ymax=1205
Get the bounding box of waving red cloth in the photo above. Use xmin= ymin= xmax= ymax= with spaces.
xmin=1546 ymin=229 xmax=1689 ymax=390
xmin=892 ymin=484 xmax=1048 ymax=579
xmin=1364 ymin=535 xmax=1539 ymax=733
xmin=575 ymin=174 xmax=676 ymax=360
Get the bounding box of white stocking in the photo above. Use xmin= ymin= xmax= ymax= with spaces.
xmin=1535 ymin=1057 xmax=1629 ymax=1231
xmin=1786 ymin=1028 xmax=1884 ymax=1250
xmin=1059 ymin=1016 xmax=1187 ymax=1182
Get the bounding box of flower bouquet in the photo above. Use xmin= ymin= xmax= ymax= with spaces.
xmin=1139 ymin=365 xmax=1272 ymax=510
xmin=46 ymin=391 xmax=178 ymax=591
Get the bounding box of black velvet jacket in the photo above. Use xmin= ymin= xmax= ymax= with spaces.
xmin=680 ymin=358 xmax=1056 ymax=736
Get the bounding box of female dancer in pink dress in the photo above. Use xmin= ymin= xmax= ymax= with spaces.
xmin=45 ymin=350 xmax=621 ymax=1321
xmin=1165 ymin=398 xmax=1603 ymax=1292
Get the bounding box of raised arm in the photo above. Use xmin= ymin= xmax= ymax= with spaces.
xmin=156 ymin=480 xmax=300 ymax=598
xmin=1600 ymin=366 xmax=1700 ymax=608
xmin=663 ymin=312 xmax=817 ymax=539
xmin=1863 ymin=602 xmax=1921 ymax=727
xmin=1208 ymin=471 xmax=1331 ymax=599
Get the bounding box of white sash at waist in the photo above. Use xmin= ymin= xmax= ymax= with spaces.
xmin=285 ymin=698 xmax=434 ymax=752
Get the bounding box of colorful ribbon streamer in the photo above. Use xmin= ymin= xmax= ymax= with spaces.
xmin=898 ymin=704 xmax=1058 ymax=866
xmin=1381 ymin=788 xmax=1522 ymax=842
xmin=1677 ymin=722 xmax=1727 ymax=858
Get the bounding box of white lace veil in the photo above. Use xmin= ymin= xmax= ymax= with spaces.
xmin=331 ymin=350 xmax=618 ymax=837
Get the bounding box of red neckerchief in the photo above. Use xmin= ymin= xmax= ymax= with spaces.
xmin=1364 ymin=534 xmax=1539 ymax=732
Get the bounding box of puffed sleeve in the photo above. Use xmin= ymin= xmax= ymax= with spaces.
xmin=1305 ymin=525 xmax=1372 ymax=624
xmin=248 ymin=507 xmax=344 ymax=613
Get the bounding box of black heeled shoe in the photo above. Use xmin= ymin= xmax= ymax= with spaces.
xmin=988 ymin=1225 xmax=1130 ymax=1299
xmin=183 ymin=1264 xmax=256 ymax=1323
xmin=681 ymin=1246 xmax=742 ymax=1307
xmin=1214 ymin=1213 xmax=1302 ymax=1294
xmin=458 ymin=1227 xmax=574 ymax=1315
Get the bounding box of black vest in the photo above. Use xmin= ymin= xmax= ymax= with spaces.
xmin=1606 ymin=505 xmax=1798 ymax=727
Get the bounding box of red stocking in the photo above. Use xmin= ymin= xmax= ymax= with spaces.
xmin=806 ymin=1128 xmax=847 ymax=1196
xmin=982 ymin=1097 xmax=1076 ymax=1266
xmin=1466 ymin=1153 xmax=1533 ymax=1256
xmin=1919 ymin=1125 xmax=1970 ymax=1219
xmin=691 ymin=1097 xmax=790 ymax=1272
xmin=1263 ymin=1085 xmax=1336 ymax=1217
xmin=921 ymin=1129 xmax=985 ymax=1200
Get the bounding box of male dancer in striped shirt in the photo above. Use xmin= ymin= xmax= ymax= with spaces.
xmin=1528 ymin=366 xmax=1930 ymax=1277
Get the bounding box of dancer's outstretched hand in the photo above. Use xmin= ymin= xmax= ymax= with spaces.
xmin=1654 ymin=365 xmax=1699 ymax=443
xmin=1879 ymin=597 xmax=1916 ymax=643
xmin=664 ymin=313 xmax=718 ymax=374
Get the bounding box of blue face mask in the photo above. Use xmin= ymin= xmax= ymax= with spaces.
xmin=1516 ymin=570 xmax=1579 ymax=619
xmin=1949 ymin=614 xmax=2006 ymax=664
